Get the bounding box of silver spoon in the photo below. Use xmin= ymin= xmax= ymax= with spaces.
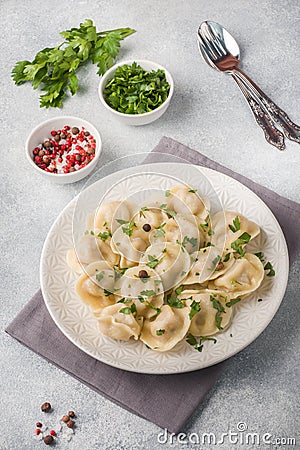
xmin=198 ymin=20 xmax=300 ymax=150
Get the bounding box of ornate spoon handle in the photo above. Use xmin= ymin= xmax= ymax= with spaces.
xmin=234 ymin=68 xmax=300 ymax=144
xmin=232 ymin=75 xmax=285 ymax=150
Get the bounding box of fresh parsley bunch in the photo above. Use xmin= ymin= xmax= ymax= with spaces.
xmin=11 ymin=19 xmax=135 ymax=108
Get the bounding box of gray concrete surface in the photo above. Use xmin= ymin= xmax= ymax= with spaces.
xmin=1 ymin=0 xmax=299 ymax=449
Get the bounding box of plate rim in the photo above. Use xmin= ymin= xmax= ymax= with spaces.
xmin=40 ymin=163 xmax=289 ymax=374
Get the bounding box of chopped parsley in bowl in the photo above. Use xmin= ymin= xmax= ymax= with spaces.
xmin=98 ymin=60 xmax=174 ymax=126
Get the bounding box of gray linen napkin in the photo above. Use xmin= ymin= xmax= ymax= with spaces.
xmin=5 ymin=137 xmax=300 ymax=434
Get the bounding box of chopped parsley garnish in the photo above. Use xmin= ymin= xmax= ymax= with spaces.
xmin=90 ymin=230 xmax=94 ymax=235
xmin=117 ymin=297 xmax=132 ymax=304
xmin=95 ymin=271 xmax=104 ymax=282
xmin=139 ymin=206 xmax=149 ymax=218
xmin=156 ymin=329 xmax=165 ymax=336
xmin=264 ymin=261 xmax=275 ymax=277
xmin=182 ymin=236 xmax=198 ymax=248
xmin=188 ymin=189 xmax=197 ymax=193
xmin=97 ymin=230 xmax=111 ymax=241
xmin=104 ymin=288 xmax=119 ymax=296
xmin=254 ymin=251 xmax=265 ymax=262
xmin=120 ymin=303 xmax=137 ymax=315
xmin=208 ymin=255 xmax=221 ymax=271
xmin=167 ymin=295 xmax=185 ymax=309
xmin=119 ymin=307 xmax=132 ymax=314
xmin=175 ymin=285 xmax=184 ymax=295
xmin=122 ymin=220 xmax=136 ymax=237
xmin=165 ymin=190 xmax=171 ymax=197
xmin=254 ymin=252 xmax=275 ymax=277
xmin=153 ymin=222 xmax=166 ymax=238
xmin=223 ymin=253 xmax=231 ymax=262
xmin=159 ymin=203 xmax=177 ymax=217
xmin=231 ymin=278 xmax=242 ymax=286
xmin=226 ymin=297 xmax=241 ymax=307
xmin=208 ymin=229 xmax=214 ymax=236
xmin=230 ymin=232 xmax=251 ymax=257
xmin=116 ymin=219 xmax=129 ymax=225
xmin=189 ymin=300 xmax=201 ymax=320
xmin=200 ymin=222 xmax=209 ymax=231
xmin=210 ymin=294 xmax=225 ymax=330
xmin=186 ymin=333 xmax=217 ymax=352
xmin=140 ymin=289 xmax=156 ymax=298
xmin=228 ymin=216 xmax=241 ymax=233
xmin=146 ymin=254 xmax=160 ymax=269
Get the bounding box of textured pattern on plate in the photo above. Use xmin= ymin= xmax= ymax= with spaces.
xmin=40 ymin=164 xmax=289 ymax=374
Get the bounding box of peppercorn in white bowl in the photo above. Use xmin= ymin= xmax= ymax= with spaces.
xmin=98 ymin=60 xmax=174 ymax=126
xmin=25 ymin=116 xmax=102 ymax=184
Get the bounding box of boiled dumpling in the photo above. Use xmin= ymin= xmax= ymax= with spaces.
xmin=140 ymin=304 xmax=190 ymax=351
xmin=178 ymin=290 xmax=233 ymax=336
xmin=149 ymin=215 xmax=200 ymax=253
xmin=114 ymin=266 xmax=164 ymax=318
xmin=66 ymin=248 xmax=85 ymax=274
xmin=208 ymin=253 xmax=264 ymax=296
xmin=211 ymin=211 xmax=260 ymax=254
xmin=97 ymin=303 xmax=142 ymax=340
xmin=166 ymin=185 xmax=209 ymax=222
xmin=111 ymin=225 xmax=148 ymax=267
xmin=184 ymin=247 xmax=235 ymax=284
xmin=140 ymin=242 xmax=191 ymax=291
xmin=94 ymin=200 xmax=134 ymax=233
xmin=76 ymin=261 xmax=117 ymax=310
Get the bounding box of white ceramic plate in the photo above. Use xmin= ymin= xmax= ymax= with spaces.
xmin=40 ymin=163 xmax=289 ymax=374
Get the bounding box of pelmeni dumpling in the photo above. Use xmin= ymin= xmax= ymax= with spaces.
xmin=66 ymin=248 xmax=85 ymax=274
xmin=178 ymin=290 xmax=233 ymax=336
xmin=140 ymin=242 xmax=191 ymax=291
xmin=208 ymin=253 xmax=264 ymax=296
xmin=115 ymin=266 xmax=164 ymax=318
xmin=111 ymin=225 xmax=148 ymax=267
xmin=94 ymin=200 xmax=135 ymax=233
xmin=211 ymin=211 xmax=260 ymax=253
xmin=97 ymin=303 xmax=142 ymax=341
xmin=133 ymin=207 xmax=169 ymax=232
xmin=140 ymin=304 xmax=191 ymax=351
xmin=76 ymin=261 xmax=117 ymax=310
xmin=71 ymin=233 xmax=120 ymax=268
xmin=164 ymin=214 xmax=200 ymax=253
xmin=184 ymin=247 xmax=235 ymax=284
xmin=166 ymin=185 xmax=209 ymax=222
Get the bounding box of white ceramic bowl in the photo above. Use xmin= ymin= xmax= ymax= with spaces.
xmin=25 ymin=116 xmax=102 ymax=184
xmin=98 ymin=59 xmax=174 ymax=126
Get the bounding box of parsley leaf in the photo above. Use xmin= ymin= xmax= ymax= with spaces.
xmin=226 ymin=297 xmax=241 ymax=307
xmin=146 ymin=255 xmax=160 ymax=269
xmin=186 ymin=333 xmax=216 ymax=352
xmin=264 ymin=261 xmax=275 ymax=277
xmin=228 ymin=216 xmax=241 ymax=233
xmin=167 ymin=295 xmax=185 ymax=308
xmin=140 ymin=289 xmax=156 ymax=298
xmin=254 ymin=251 xmax=265 ymax=262
xmin=165 ymin=190 xmax=171 ymax=197
xmin=210 ymin=294 xmax=225 ymax=330
xmin=116 ymin=219 xmax=129 ymax=225
xmin=156 ymin=329 xmax=165 ymax=336
xmin=231 ymin=232 xmax=251 ymax=257
xmin=12 ymin=19 xmax=136 ymax=108
xmin=139 ymin=206 xmax=149 ymax=218
xmin=223 ymin=253 xmax=231 ymax=262
xmin=122 ymin=221 xmax=136 ymax=237
xmin=159 ymin=203 xmax=177 ymax=217
xmin=188 ymin=189 xmax=197 ymax=193
xmin=97 ymin=231 xmax=111 ymax=241
xmin=95 ymin=271 xmax=104 ymax=282
xmin=104 ymin=288 xmax=119 ymax=296
xmin=153 ymin=222 xmax=166 ymax=238
xmin=189 ymin=300 xmax=201 ymax=320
